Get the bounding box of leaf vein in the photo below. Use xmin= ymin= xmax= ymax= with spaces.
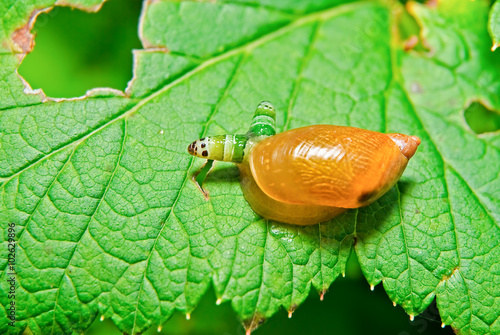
xmin=49 ymin=119 xmax=127 ymax=332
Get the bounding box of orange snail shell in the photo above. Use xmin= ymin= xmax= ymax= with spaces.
xmin=238 ymin=125 xmax=420 ymax=225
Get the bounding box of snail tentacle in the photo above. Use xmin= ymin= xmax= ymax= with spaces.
xmin=187 ymin=101 xmax=277 ymax=162
xmin=247 ymin=101 xmax=276 ymax=137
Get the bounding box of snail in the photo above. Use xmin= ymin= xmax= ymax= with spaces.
xmin=188 ymin=102 xmax=421 ymax=225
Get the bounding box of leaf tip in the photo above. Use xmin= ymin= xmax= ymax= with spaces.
xmin=370 ymin=284 xmax=374 ymax=291
xmin=492 ymin=43 xmax=499 ymax=52
xmin=100 ymin=315 xmax=104 ymax=322
xmin=319 ymin=290 xmax=326 ymax=301
xmin=216 ymin=298 xmax=222 ymax=305
xmin=287 ymin=304 xmax=297 ymax=319
xmin=157 ymin=326 xmax=162 ymax=332
xmin=441 ymin=323 xmax=446 ymax=328
xmin=244 ymin=314 xmax=266 ymax=335
xmin=186 ymin=313 xmax=191 ymax=320
xmin=409 ymin=314 xmax=415 ymax=321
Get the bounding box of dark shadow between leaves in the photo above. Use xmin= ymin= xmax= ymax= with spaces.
xmin=410 ymin=298 xmax=448 ymax=334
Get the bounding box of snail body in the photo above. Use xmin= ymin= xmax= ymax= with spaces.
xmin=188 ymin=102 xmax=420 ymax=225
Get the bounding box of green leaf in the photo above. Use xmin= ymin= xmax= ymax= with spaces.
xmin=490 ymin=0 xmax=500 ymax=51
xmin=1 ymin=0 xmax=499 ymax=335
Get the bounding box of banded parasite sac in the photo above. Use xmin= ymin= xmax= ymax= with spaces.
xmin=187 ymin=102 xmax=421 ymax=225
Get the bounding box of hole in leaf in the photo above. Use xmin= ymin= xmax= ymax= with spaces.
xmin=398 ymin=1 xmax=430 ymax=53
xmin=18 ymin=0 xmax=142 ymax=98
xmin=464 ymin=101 xmax=500 ymax=134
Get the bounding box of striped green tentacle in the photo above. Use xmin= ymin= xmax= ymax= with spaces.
xmin=187 ymin=101 xmax=276 ymax=163
xmin=247 ymin=101 xmax=276 ymax=138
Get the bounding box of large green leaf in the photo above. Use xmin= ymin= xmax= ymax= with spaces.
xmin=490 ymin=0 xmax=500 ymax=51
xmin=1 ymin=0 xmax=499 ymax=334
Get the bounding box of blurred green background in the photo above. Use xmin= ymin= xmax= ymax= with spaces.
xmin=19 ymin=0 xmax=143 ymax=97
xmin=17 ymin=0 xmax=498 ymax=334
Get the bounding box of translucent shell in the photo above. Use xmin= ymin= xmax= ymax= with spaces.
xmin=238 ymin=162 xmax=346 ymax=225
xmin=187 ymin=101 xmax=421 ymax=225
xmin=239 ymin=125 xmax=420 ymax=224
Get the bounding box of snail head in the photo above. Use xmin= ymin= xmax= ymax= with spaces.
xmin=187 ymin=135 xmax=247 ymax=163
xmin=188 ymin=137 xmax=210 ymax=158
